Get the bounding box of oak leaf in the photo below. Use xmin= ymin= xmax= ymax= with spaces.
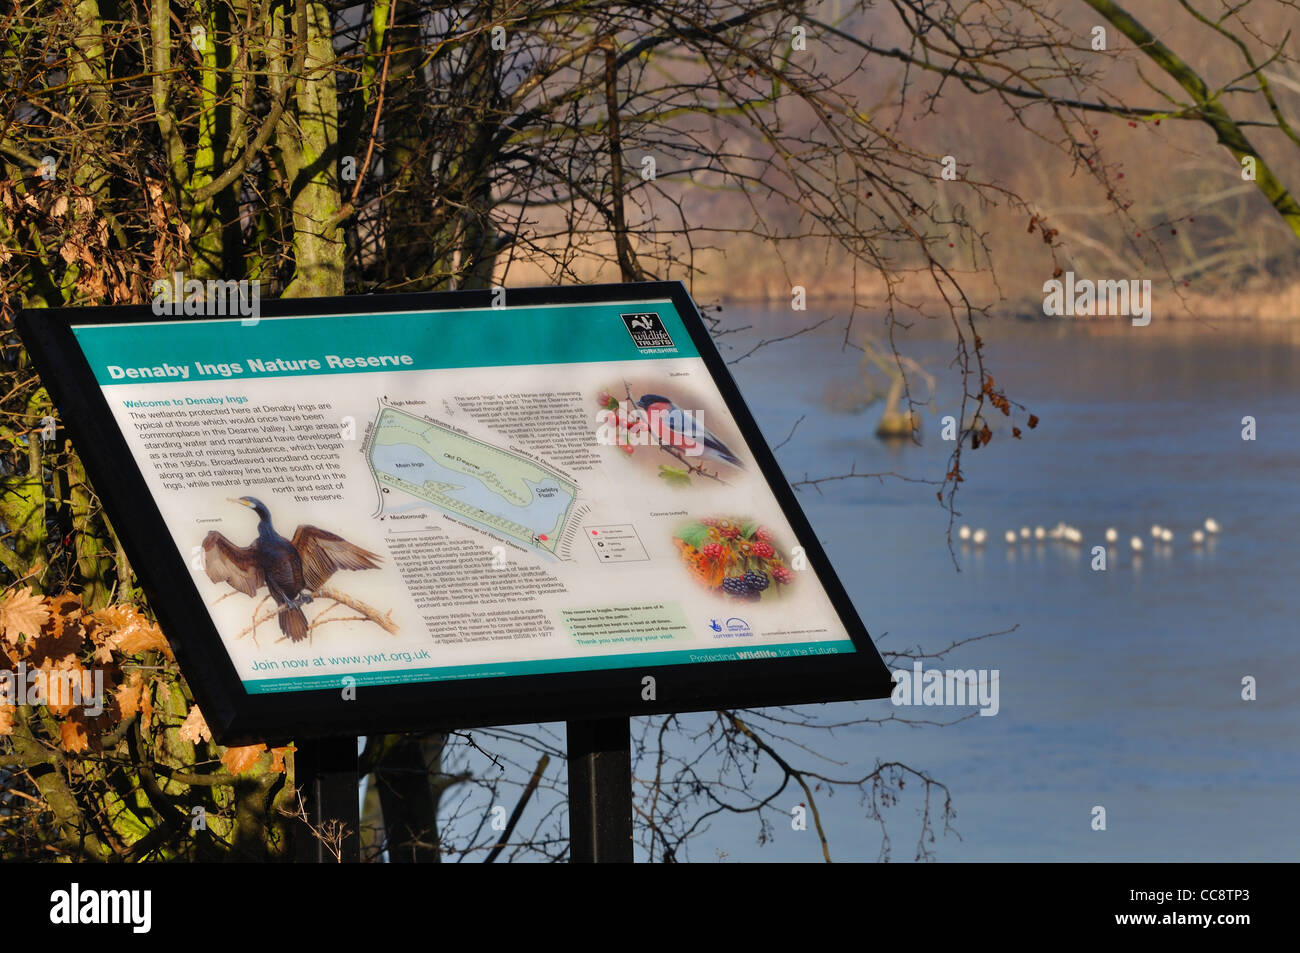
xmin=28 ymin=598 xmax=84 ymax=667
xmin=269 ymin=745 xmax=293 ymax=774
xmin=42 ymin=666 xmax=85 ymax=717
xmin=115 ymin=672 xmax=143 ymax=721
xmin=178 ymin=704 xmax=212 ymax=744
xmin=222 ymin=743 xmax=266 ymax=775
xmin=60 ymin=718 xmax=90 ymax=753
xmin=97 ymin=604 xmax=172 ymax=659
xmin=0 ymin=589 xmax=49 ymax=646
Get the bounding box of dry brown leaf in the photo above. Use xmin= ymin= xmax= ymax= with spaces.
xmin=222 ymin=743 xmax=266 ymax=775
xmin=114 ymin=671 xmax=143 ymax=720
xmin=60 ymin=718 xmax=90 ymax=753
xmin=78 ymin=271 xmax=106 ymax=299
xmin=28 ymin=600 xmax=84 ymax=668
xmin=178 ymin=704 xmax=211 ymax=744
xmin=139 ymin=682 xmax=154 ymax=730
xmin=0 ymin=705 xmax=13 ymax=736
xmin=0 ymin=589 xmax=49 ymax=646
xmin=94 ymin=605 xmax=137 ymax=629
xmin=115 ymin=623 xmax=170 ymax=657
xmin=41 ymin=666 xmax=85 ymax=716
xmin=269 ymin=744 xmax=293 ymax=773
xmin=99 ymin=604 xmax=171 ymax=658
xmin=49 ymin=593 xmax=83 ymax=622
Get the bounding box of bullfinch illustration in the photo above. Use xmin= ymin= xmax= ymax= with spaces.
xmin=635 ymin=394 xmax=744 ymax=469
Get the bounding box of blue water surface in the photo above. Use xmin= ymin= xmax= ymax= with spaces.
xmin=692 ymin=313 xmax=1300 ymax=861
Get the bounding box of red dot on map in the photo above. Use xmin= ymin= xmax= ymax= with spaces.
xmin=539 ymin=535 xmax=548 ymax=541
xmin=591 ymin=530 xmax=598 ymax=535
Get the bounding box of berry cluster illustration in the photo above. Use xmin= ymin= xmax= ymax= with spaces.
xmin=674 ymin=518 xmax=795 ymax=601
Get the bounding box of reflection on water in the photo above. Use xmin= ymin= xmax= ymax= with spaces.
xmin=713 ymin=314 xmax=1300 ymax=861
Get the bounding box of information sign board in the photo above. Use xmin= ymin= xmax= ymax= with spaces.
xmin=18 ymin=282 xmax=893 ymax=743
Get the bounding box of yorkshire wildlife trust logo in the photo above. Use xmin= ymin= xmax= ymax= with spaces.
xmin=152 ymin=271 xmax=260 ymax=325
xmin=891 ymin=663 xmax=999 ymax=717
xmin=1042 ymin=271 xmax=1151 ymax=326
xmin=1 ymin=663 xmax=105 ymax=716
xmin=620 ymin=312 xmax=674 ymax=349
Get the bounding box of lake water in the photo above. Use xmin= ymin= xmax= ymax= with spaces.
xmin=695 ymin=312 xmax=1300 ymax=861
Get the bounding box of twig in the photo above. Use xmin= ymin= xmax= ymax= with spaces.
xmin=772 ymin=414 xmax=805 ymax=451
xmin=485 ymin=753 xmax=550 ymax=863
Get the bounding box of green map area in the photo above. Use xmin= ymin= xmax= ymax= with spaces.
xmin=369 ymin=407 xmax=576 ymax=553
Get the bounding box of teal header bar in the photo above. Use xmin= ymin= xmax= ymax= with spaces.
xmin=71 ymin=300 xmax=697 ymax=385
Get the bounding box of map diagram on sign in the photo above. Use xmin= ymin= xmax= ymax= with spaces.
xmin=368 ymin=406 xmax=577 ymax=554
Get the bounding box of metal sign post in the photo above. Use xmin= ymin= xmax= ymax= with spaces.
xmin=293 ymin=737 xmax=361 ymax=863
xmin=567 ymin=716 xmax=633 ymax=863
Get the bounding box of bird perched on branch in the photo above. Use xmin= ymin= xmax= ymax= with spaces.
xmin=202 ymin=496 xmax=382 ymax=642
xmin=636 ymin=393 xmax=744 ymax=469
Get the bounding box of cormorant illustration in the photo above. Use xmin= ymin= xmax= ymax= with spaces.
xmin=202 ymin=496 xmax=382 ymax=642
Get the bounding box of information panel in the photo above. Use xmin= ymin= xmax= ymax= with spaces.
xmin=20 ymin=283 xmax=892 ymax=743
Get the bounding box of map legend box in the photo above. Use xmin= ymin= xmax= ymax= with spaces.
xmin=586 ymin=524 xmax=649 ymax=562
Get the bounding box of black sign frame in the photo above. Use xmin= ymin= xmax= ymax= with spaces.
xmin=18 ymin=281 xmax=894 ymax=745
